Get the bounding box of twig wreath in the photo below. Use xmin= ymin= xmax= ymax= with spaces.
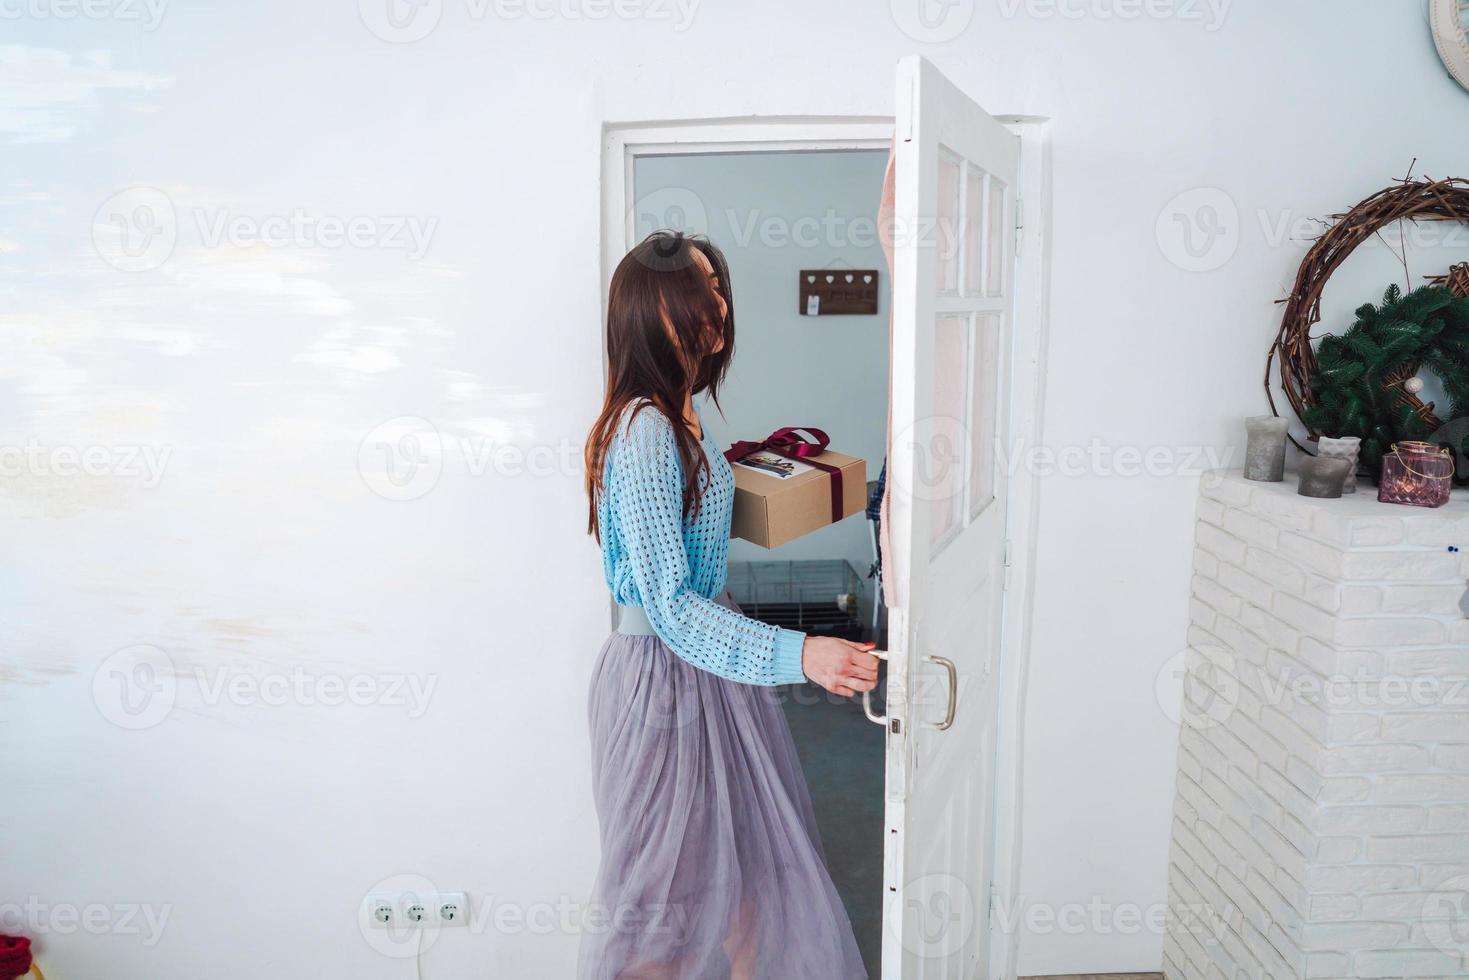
xmin=1266 ymin=174 xmax=1469 ymax=471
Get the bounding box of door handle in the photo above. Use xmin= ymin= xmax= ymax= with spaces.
xmin=862 ymin=649 xmax=888 ymax=726
xmin=924 ymin=655 xmax=958 ymax=731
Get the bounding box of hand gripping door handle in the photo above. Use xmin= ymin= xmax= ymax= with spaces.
xmin=862 ymin=649 xmax=888 ymax=726
xmin=863 ymin=652 xmax=958 ymax=731
xmin=924 ymin=655 xmax=958 ymax=731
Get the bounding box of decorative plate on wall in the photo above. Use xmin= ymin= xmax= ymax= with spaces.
xmin=1432 ymin=0 xmax=1469 ymax=93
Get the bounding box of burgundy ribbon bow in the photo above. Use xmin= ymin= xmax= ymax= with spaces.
xmin=724 ymin=427 xmax=844 ymax=523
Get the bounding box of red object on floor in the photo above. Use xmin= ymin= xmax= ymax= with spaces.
xmin=0 ymin=935 xmax=31 ymax=980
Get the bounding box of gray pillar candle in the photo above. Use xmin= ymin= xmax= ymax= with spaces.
xmin=1297 ymin=455 xmax=1353 ymax=498
xmin=1244 ymin=416 xmax=1289 ymax=482
xmin=1316 ymin=436 xmax=1362 ymax=493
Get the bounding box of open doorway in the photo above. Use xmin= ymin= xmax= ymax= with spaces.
xmin=604 ymin=73 xmax=1052 ymax=979
xmin=633 ymin=146 xmax=892 ymax=976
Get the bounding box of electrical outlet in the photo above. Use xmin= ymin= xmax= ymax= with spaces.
xmin=363 ymin=891 xmax=469 ymax=929
xmin=437 ymin=893 xmax=467 ymax=924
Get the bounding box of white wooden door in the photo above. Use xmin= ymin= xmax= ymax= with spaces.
xmin=880 ymin=55 xmax=1020 ymax=980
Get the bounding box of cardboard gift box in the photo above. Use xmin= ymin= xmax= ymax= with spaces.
xmin=728 ymin=447 xmax=867 ymax=549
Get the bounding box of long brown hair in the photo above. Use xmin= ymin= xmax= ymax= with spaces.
xmin=585 ymin=231 xmax=735 ymax=540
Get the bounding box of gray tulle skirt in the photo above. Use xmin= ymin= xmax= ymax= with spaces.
xmin=579 ymin=596 xmax=867 ymax=980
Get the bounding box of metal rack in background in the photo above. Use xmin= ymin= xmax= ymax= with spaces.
xmin=725 ymin=559 xmax=865 ymax=640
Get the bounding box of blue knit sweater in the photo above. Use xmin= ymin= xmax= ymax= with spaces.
xmin=600 ymin=403 xmax=808 ymax=686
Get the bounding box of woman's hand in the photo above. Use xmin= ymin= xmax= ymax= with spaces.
xmin=801 ymin=636 xmax=882 ymax=698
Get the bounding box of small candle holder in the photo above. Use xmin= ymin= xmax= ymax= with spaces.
xmin=1316 ymin=436 xmax=1362 ymax=493
xmin=1377 ymin=441 xmax=1453 ymax=508
xmin=1244 ymin=416 xmax=1289 ymax=482
xmin=1297 ymin=456 xmax=1353 ymax=498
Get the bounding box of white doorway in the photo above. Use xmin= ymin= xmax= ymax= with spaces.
xmin=636 ymin=143 xmax=894 ymax=975
xmin=600 ymin=60 xmax=1052 ymax=980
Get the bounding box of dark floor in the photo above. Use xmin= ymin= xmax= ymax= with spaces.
xmin=780 ymin=681 xmax=885 ymax=977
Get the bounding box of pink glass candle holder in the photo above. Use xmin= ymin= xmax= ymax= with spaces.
xmin=1376 ymin=441 xmax=1453 ymax=508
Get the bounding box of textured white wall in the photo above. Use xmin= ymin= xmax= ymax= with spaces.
xmin=2 ymin=2 xmax=1468 ymax=977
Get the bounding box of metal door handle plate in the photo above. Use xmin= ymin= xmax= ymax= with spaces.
xmin=924 ymin=655 xmax=958 ymax=731
xmin=862 ymin=649 xmax=889 ymax=726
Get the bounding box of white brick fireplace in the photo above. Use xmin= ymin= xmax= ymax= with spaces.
xmin=1164 ymin=471 xmax=1469 ymax=980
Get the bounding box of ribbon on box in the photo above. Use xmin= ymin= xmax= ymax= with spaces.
xmin=724 ymin=427 xmax=844 ymax=523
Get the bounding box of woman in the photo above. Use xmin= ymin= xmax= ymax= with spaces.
xmin=581 ymin=231 xmax=878 ymax=979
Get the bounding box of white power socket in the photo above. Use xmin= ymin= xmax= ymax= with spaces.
xmin=363 ymin=891 xmax=470 ymax=929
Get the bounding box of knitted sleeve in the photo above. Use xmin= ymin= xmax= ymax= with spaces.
xmin=609 ymin=406 xmax=808 ymax=687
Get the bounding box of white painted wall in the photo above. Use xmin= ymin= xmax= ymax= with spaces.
xmin=634 ymin=149 xmax=891 ymax=580
xmin=3 ymin=2 xmax=1468 ymax=977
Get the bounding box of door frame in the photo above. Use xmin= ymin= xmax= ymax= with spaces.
xmin=599 ymin=114 xmax=1052 ymax=980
